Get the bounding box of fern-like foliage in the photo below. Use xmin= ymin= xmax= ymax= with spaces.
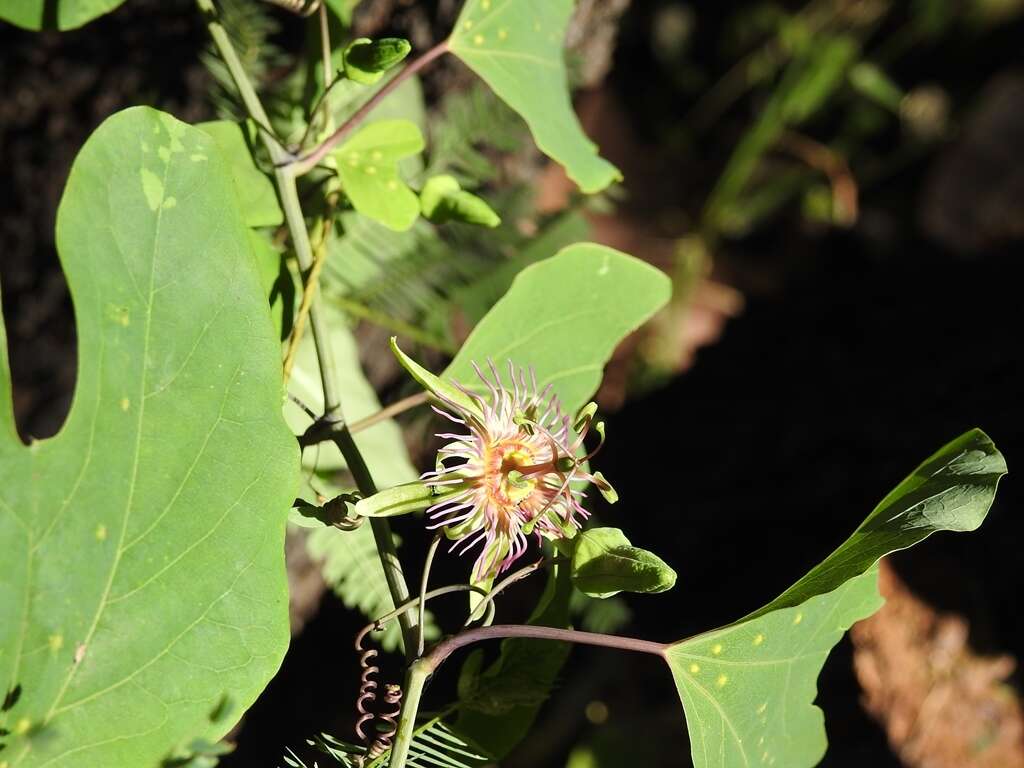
xmin=281 ymin=718 xmax=488 ymax=768
xmin=423 ymin=84 xmax=525 ymax=183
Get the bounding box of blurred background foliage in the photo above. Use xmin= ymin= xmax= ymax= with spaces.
xmin=2 ymin=0 xmax=1024 ymax=766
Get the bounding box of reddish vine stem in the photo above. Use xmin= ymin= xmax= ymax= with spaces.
xmin=423 ymin=625 xmax=669 ymax=673
xmin=291 ymin=40 xmax=450 ymax=175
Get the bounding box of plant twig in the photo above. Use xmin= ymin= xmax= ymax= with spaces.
xmin=356 ymin=583 xmax=494 ymax=647
xmin=425 ymin=625 xmax=668 ymax=672
xmin=318 ymin=2 xmax=332 ymax=87
xmin=291 ymin=40 xmax=450 ymax=175
xmin=350 ymin=392 xmax=429 ymax=434
xmin=197 ymin=0 xmax=419 ymax=656
xmin=778 ymin=130 xmax=859 ymax=226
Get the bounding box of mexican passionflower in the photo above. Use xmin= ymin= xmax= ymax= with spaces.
xmin=421 ymin=359 xmax=615 ymax=582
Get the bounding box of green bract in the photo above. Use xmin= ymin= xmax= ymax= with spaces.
xmin=0 ymin=108 xmax=297 ymax=766
xmin=448 ymin=0 xmax=622 ymax=193
xmin=664 ymin=428 xmax=1006 ymax=768
xmin=572 ymin=527 xmax=677 ymax=599
xmin=344 ymin=38 xmax=413 ymax=85
xmin=333 ymin=120 xmax=425 ymax=231
xmin=390 ymin=338 xmax=484 ymax=423
xmin=419 ymin=175 xmax=500 ymax=227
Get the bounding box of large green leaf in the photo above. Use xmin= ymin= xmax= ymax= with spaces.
xmin=0 ymin=107 xmax=297 ymax=766
xmin=447 ymin=0 xmax=621 ymax=193
xmin=444 ymin=243 xmax=671 ymax=414
xmin=0 ymin=0 xmax=124 ymax=30
xmin=664 ymin=429 xmax=1006 ymax=768
xmin=197 ymin=120 xmax=283 ymax=228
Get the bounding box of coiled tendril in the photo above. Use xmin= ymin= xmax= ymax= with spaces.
xmin=353 ymin=624 xmax=403 ymax=766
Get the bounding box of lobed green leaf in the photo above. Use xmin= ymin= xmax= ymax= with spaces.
xmin=444 ymin=243 xmax=671 ymax=416
xmin=448 ymin=0 xmax=621 ymax=193
xmin=665 ymin=428 xmax=1006 ymax=768
xmin=197 ymin=119 xmax=283 ymax=228
xmin=0 ymin=107 xmax=297 ymax=766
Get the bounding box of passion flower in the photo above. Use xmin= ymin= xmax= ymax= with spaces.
xmin=421 ymin=360 xmax=614 ymax=582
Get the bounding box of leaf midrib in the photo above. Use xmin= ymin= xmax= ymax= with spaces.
xmin=39 ymin=154 xmax=170 ymax=732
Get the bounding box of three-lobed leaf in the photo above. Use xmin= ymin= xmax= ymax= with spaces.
xmin=333 ymin=119 xmax=425 ymax=231
xmin=664 ymin=428 xmax=1006 ymax=768
xmin=0 ymin=107 xmax=297 ymax=766
xmin=448 ymin=0 xmax=621 ymax=193
xmin=444 ymin=243 xmax=672 ymax=415
xmin=571 ymin=527 xmax=677 ymax=599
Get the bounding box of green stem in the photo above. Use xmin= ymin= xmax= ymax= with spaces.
xmin=197 ymin=0 xmax=418 ymax=655
xmin=331 ymin=428 xmax=418 ymax=655
xmin=388 ymin=661 xmax=431 ymax=768
xmin=356 ymin=583 xmax=494 ymax=643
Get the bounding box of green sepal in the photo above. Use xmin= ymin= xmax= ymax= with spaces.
xmin=545 ymin=509 xmax=581 ymax=542
xmin=343 ymin=37 xmax=412 ymax=84
xmin=469 ymin=561 xmax=499 ymax=620
xmin=591 ymin=470 xmax=618 ymax=504
xmin=354 ymin=479 xmax=450 ymax=518
xmin=571 ymin=527 xmax=677 ymax=598
xmin=573 ymin=401 xmax=598 ymax=432
xmin=391 ymin=337 xmax=485 ymax=422
xmin=419 ymin=174 xmax=501 ymax=227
